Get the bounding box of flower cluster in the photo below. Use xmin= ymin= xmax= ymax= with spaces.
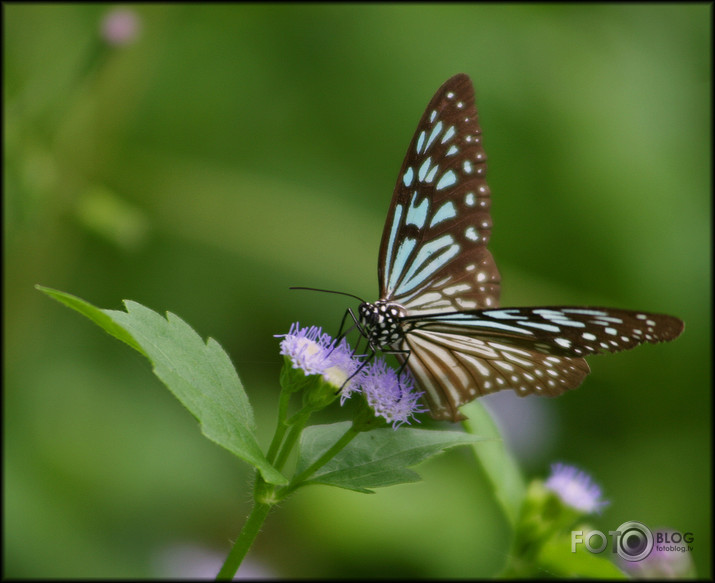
xmin=278 ymin=323 xmax=425 ymax=427
xmin=544 ymin=462 xmax=609 ymax=514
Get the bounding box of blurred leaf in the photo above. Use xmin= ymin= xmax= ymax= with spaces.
xmin=74 ymin=185 xmax=150 ymax=251
xmin=37 ymin=285 xmax=287 ymax=485
xmin=537 ymin=533 xmax=627 ymax=578
xmin=461 ymin=400 xmax=526 ymax=528
xmin=296 ymin=421 xmax=484 ymax=493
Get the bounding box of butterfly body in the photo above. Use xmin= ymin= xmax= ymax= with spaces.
xmin=351 ymin=74 xmax=683 ymax=422
xmin=357 ymin=300 xmax=407 ymax=348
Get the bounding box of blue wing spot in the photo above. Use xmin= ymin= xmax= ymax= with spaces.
xmin=429 ymin=109 xmax=437 ymax=123
xmin=436 ymin=170 xmax=457 ymax=190
xmin=465 ymin=193 xmax=476 ymax=206
xmin=416 ymin=131 xmax=426 ymax=155
xmin=383 ymin=203 xmax=404 ymax=283
xmin=406 ymin=192 xmax=429 ymax=228
xmin=396 ymin=235 xmax=460 ymax=295
xmin=441 ymin=126 xmax=456 ymax=144
xmin=447 ymin=145 xmax=459 ymax=156
xmin=429 ymin=201 xmax=457 ymax=227
xmin=425 ymin=121 xmax=443 ymax=153
xmin=388 ymin=237 xmax=417 ymax=292
xmin=402 ymin=167 xmax=414 ymax=187
xmin=418 ymin=157 xmax=433 ymax=182
xmin=463 ymin=160 xmax=473 ymax=174
xmin=425 ymin=164 xmax=439 ymax=183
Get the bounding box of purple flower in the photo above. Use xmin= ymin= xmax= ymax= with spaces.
xmin=544 ymin=463 xmax=609 ymax=515
xmin=101 ymin=7 xmax=141 ymax=46
xmin=618 ymin=528 xmax=695 ymax=578
xmin=353 ymin=359 xmax=426 ymax=428
xmin=277 ymin=323 xmax=425 ymax=426
xmin=277 ymin=323 xmax=361 ymax=390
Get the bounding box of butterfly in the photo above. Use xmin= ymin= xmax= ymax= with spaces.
xmin=342 ymin=73 xmax=684 ymax=422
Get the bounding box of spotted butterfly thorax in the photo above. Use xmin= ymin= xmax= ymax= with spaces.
xmin=350 ymin=74 xmax=683 ymax=422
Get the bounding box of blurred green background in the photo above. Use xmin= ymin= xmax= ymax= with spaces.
xmin=4 ymin=4 xmax=710 ymax=578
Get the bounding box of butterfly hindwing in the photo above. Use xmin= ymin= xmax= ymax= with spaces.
xmin=398 ymin=306 xmax=683 ymax=420
xmin=400 ymin=329 xmax=591 ymax=421
xmin=378 ymin=74 xmax=500 ymax=315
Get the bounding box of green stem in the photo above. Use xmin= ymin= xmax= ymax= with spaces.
xmin=278 ymin=424 xmax=360 ymax=499
xmin=266 ymin=388 xmax=293 ymax=464
xmin=273 ymin=410 xmax=310 ymax=472
xmin=215 ymin=501 xmax=272 ymax=580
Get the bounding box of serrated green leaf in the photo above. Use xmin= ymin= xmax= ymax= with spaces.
xmin=37 ymin=286 xmax=286 ymax=485
xmin=461 ymin=400 xmax=526 ymax=528
xmin=296 ymin=421 xmax=485 ymax=493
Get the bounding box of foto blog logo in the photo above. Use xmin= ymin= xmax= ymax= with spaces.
xmin=571 ymin=521 xmax=694 ymax=561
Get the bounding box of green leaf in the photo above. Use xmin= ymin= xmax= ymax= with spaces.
xmin=460 ymin=400 xmax=526 ymax=528
xmin=296 ymin=421 xmax=485 ymax=493
xmin=537 ymin=533 xmax=627 ymax=578
xmin=37 ymin=285 xmax=287 ymax=485
xmin=37 ymin=285 xmax=145 ymax=355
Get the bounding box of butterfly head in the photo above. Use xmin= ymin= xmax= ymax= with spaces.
xmin=358 ymin=300 xmax=407 ymax=350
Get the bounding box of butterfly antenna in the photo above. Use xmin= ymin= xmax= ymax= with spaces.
xmin=289 ymin=286 xmax=366 ymax=303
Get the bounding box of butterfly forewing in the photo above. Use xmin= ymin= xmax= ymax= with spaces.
xmin=407 ymin=307 xmax=685 ymax=357
xmin=378 ymin=74 xmax=500 ymax=314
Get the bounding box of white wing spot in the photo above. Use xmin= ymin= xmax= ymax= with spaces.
xmin=555 ymin=338 xmax=571 ymax=348
xmin=463 ymin=160 xmax=473 ymax=174
xmin=443 ymin=283 xmax=471 ymax=296
xmin=465 ymin=193 xmax=476 ymax=206
xmin=465 ymin=226 xmax=479 ymax=241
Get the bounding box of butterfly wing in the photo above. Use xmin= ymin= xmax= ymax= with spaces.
xmin=378 ymin=74 xmax=500 ymax=314
xmin=400 ymin=307 xmax=683 ymax=420
xmin=375 ymin=74 xmax=684 ymax=422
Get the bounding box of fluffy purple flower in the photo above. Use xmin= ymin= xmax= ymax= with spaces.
xmin=277 ymin=323 xmax=360 ymax=389
xmin=354 ymin=359 xmax=426 ymax=428
xmin=544 ymin=463 xmax=609 ymax=514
